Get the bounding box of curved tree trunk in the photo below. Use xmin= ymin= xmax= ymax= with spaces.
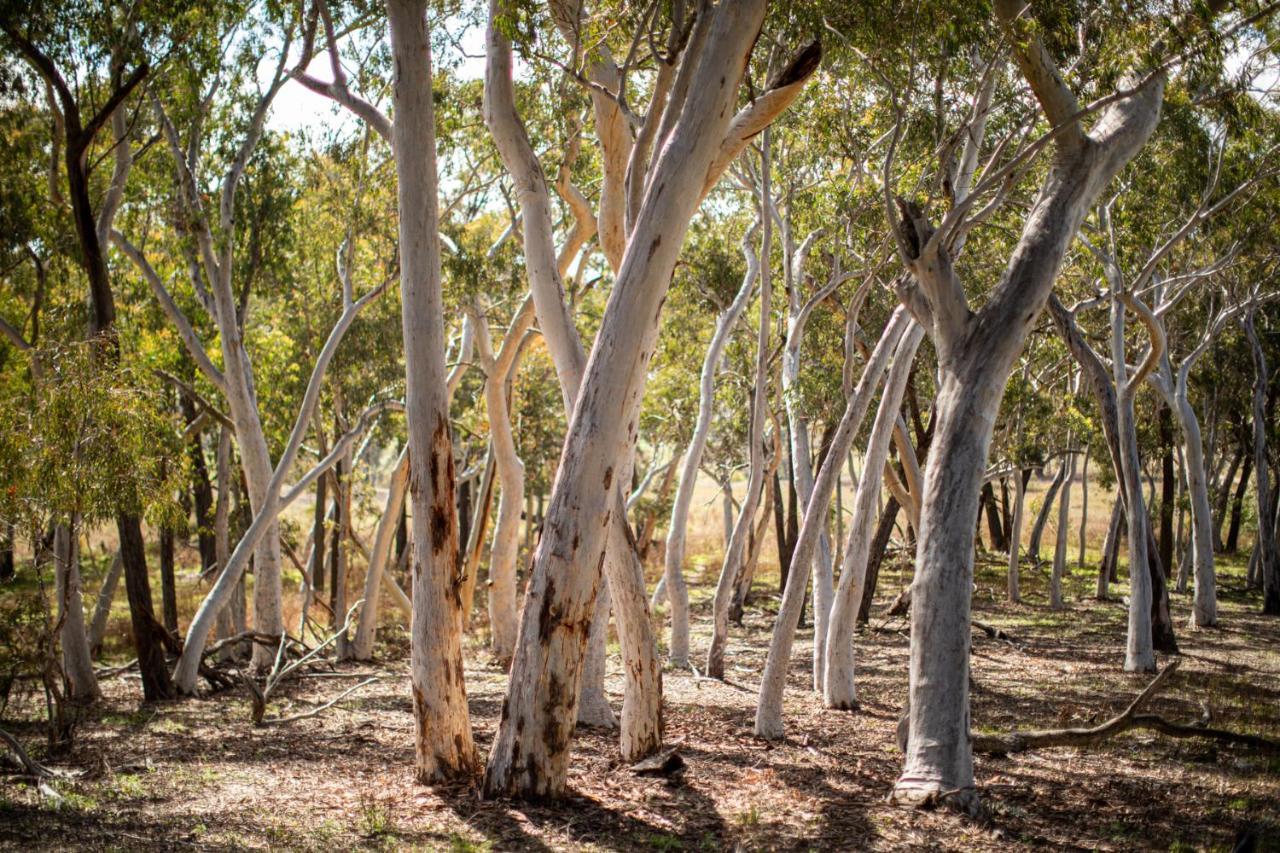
xmin=1027 ymin=461 xmax=1067 ymax=565
xmin=708 ymin=196 xmax=771 ymax=680
xmin=891 ymin=11 xmax=1167 ymax=803
xmin=660 ymin=244 xmax=756 ymax=667
xmin=482 ymin=0 xmax=779 ymax=798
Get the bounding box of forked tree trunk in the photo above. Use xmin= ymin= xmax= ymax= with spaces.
xmin=891 ymin=4 xmax=1167 ymax=803
xmin=474 ymin=304 xmax=532 ymax=666
xmin=824 ymin=323 xmax=924 ymax=709
xmin=482 ymin=0 xmax=776 ymax=798
xmin=388 ymin=0 xmax=476 ymax=781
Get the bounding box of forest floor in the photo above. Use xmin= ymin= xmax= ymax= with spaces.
xmin=2 ymin=550 xmax=1279 ymax=851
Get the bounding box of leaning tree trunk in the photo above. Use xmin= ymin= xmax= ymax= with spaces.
xmin=755 ymin=309 xmax=913 ymax=738
xmin=350 ymin=447 xmax=410 ymax=661
xmin=88 ymin=550 xmax=122 ymax=658
xmin=824 ymin=323 xmax=924 ymax=709
xmin=1027 ymin=461 xmax=1068 ymax=564
xmin=389 ymin=0 xmax=476 ymax=781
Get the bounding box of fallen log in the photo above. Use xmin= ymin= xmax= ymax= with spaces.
xmin=972 ymin=661 xmax=1280 ymax=756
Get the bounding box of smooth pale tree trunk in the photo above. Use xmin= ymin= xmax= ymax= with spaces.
xmin=1112 ymin=296 xmax=1156 ymax=673
xmin=779 ymin=231 xmax=840 ymax=692
xmin=54 ymin=522 xmax=99 ymax=702
xmin=476 ymin=326 xmax=522 ymax=666
xmin=708 ymin=201 xmax=770 ymax=680
xmin=212 ymin=428 xmax=240 ymax=659
xmin=891 ymin=5 xmax=1167 ymax=804
xmin=350 ymin=446 xmax=410 ymax=660
xmin=388 ymin=0 xmax=476 ymax=781
xmin=1051 ymin=450 xmax=1075 ymax=609
xmin=824 ymin=323 xmax=924 ymax=709
xmin=1244 ymin=314 xmax=1280 ymax=614
xmin=660 ymin=244 xmax=757 ymax=667
xmin=482 ymin=0 xmax=775 ymax=798
xmin=1007 ymin=468 xmax=1026 ymax=603
xmin=1078 ymin=446 xmax=1090 ymax=568
xmin=755 ymin=309 xmax=913 ymax=738
xmin=88 ymin=550 xmax=123 ymax=658
xmin=1156 ymin=377 xmax=1216 ymax=625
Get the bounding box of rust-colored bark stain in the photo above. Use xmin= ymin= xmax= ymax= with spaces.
xmin=647 ymin=235 xmax=661 ymax=261
xmin=537 ymin=578 xmax=556 ymax=643
xmin=602 ymin=466 xmax=613 ymax=490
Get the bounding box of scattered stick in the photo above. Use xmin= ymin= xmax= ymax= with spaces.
xmin=973 ymin=661 xmax=1280 ymax=756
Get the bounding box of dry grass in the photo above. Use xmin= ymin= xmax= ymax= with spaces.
xmin=2 ymin=472 xmax=1277 ymax=851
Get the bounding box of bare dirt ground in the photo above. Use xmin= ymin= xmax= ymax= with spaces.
xmin=2 ymin=544 xmax=1278 ymax=852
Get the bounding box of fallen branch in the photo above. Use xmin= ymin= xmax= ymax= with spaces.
xmin=257 ymin=676 xmax=380 ymax=726
xmin=0 ymin=728 xmax=54 ymax=778
xmin=973 ymin=660 xmax=1280 ymax=756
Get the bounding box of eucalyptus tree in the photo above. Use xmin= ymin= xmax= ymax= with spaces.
xmin=482 ymin=0 xmax=819 ymax=798
xmin=882 ymin=0 xmax=1251 ymax=810
xmin=1 ymin=0 xmax=197 ymax=700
